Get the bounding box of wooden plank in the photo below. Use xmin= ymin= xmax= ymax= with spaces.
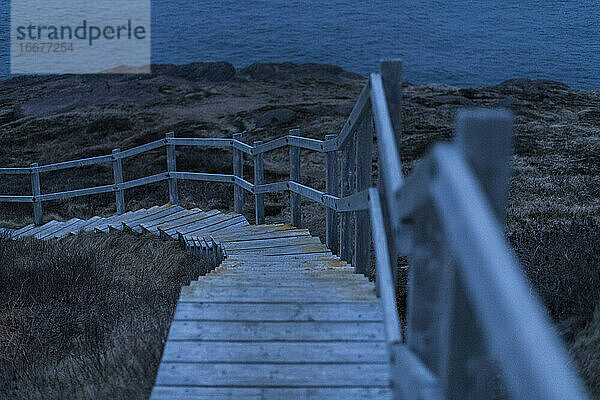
xmin=355 ymin=111 xmax=372 ymax=276
xmin=179 ymin=286 xmax=378 ymax=302
xmin=111 ymin=148 xmax=125 ymax=214
xmin=121 ymin=206 xmax=184 ymax=231
xmin=169 ymin=137 xmax=233 ymax=148
xmin=180 ymin=215 xmax=243 ymax=236
xmin=36 ymin=154 xmax=112 ymax=173
xmin=340 ymin=132 xmax=355 ymax=263
xmin=380 ymin=60 xmax=403 ymax=146
xmin=253 ymin=140 xmax=265 ymax=224
xmin=368 ymin=189 xmax=402 ymax=344
xmin=226 ymin=246 xmax=330 ymax=256
xmin=161 ymin=341 xmax=387 ymax=363
xmin=220 ymin=236 xmax=321 ymax=250
xmin=160 ymin=210 xmax=221 ymax=236
xmin=151 ymin=387 xmax=261 ymax=400
xmin=95 ymin=210 xmax=148 ymax=232
xmin=0 ymin=195 xmax=34 ymax=203
xmin=166 ymin=132 xmax=179 ymax=204
xmin=141 ymin=209 xmax=201 ymax=232
xmin=83 ymin=212 xmax=133 ymax=232
xmin=12 ymin=223 xmax=36 ymax=236
xmin=189 ymin=280 xmax=373 ymax=290
xmin=108 ymin=206 xmax=164 ymax=230
xmin=30 ymin=162 xmax=42 ymax=225
xmin=151 ymin=386 xmax=392 ymax=400
xmin=370 ymin=73 xmax=404 ymax=257
xmin=40 ymin=218 xmax=82 ymax=239
xmin=16 ymin=219 xmax=56 ymax=238
xmin=154 ymin=363 xmax=389 ymax=387
xmin=39 ymin=184 xmax=115 ymax=202
xmin=119 ymin=172 xmax=168 ymax=190
xmin=69 ymin=215 xmax=103 ymax=234
xmin=210 ymin=218 xmax=249 ymax=233
xmin=208 ymin=265 xmax=352 ymax=274
xmin=174 ymin=213 xmax=232 ymax=235
xmin=232 ymin=132 xmax=245 ymax=214
xmin=173 ymin=302 xmax=381 ymax=321
xmin=215 ymin=229 xmax=310 ymax=242
xmin=289 ymin=140 xmax=301 ymax=227
xmin=336 ymin=81 xmax=372 ymax=149
xmin=287 ymin=135 xmax=325 ymax=152
xmin=116 ymin=139 xmax=164 ymax=159
xmin=27 ymin=220 xmax=61 ymax=238
xmin=325 ymin=134 xmax=339 ymax=254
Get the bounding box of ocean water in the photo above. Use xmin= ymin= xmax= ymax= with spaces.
xmin=0 ymin=0 xmax=598 ymax=89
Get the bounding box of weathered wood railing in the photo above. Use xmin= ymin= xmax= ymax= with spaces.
xmin=0 ymin=103 xmax=374 ymax=273
xmin=0 ymin=60 xmax=591 ymax=398
xmin=365 ymin=62 xmax=589 ymax=398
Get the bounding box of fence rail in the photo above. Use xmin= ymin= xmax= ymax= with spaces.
xmin=0 ymin=60 xmax=590 ymax=399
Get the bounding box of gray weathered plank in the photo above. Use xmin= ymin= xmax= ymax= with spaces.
xmin=161 ymin=341 xmax=387 ymax=363
xmin=173 ymin=302 xmax=381 ymax=321
xmin=154 ymin=363 xmax=389 ymax=387
xmin=150 ymin=386 xmax=392 ymax=400
xmin=179 ymin=286 xmax=378 ymax=303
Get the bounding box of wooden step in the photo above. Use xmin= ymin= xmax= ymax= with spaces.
xmin=151 ymin=386 xmax=393 ymax=400
xmin=173 ymin=302 xmax=382 ymax=322
xmin=161 ymin=341 xmax=387 ymax=363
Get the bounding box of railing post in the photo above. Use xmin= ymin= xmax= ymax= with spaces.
xmin=380 ymin=60 xmax=403 ymax=148
xmin=289 ymin=128 xmax=301 ymax=228
xmin=30 ymin=162 xmax=42 ymax=225
xmin=112 ymin=148 xmax=125 ymax=214
xmin=253 ymin=141 xmax=265 ymax=225
xmin=340 ymin=132 xmax=356 ymax=263
xmin=354 ymin=113 xmax=373 ymax=276
xmin=377 ymin=60 xmax=403 ymax=288
xmin=233 ymin=133 xmax=244 ymax=214
xmin=166 ymin=132 xmax=179 ymax=205
xmin=438 ymin=109 xmax=513 ymax=397
xmin=325 ymin=134 xmax=339 ymax=255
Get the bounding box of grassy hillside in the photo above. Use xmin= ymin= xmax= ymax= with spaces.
xmin=0 ymin=231 xmax=208 ymax=399
xmin=0 ymin=62 xmax=599 ymax=396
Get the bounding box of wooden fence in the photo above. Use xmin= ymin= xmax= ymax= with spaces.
xmin=0 ymin=61 xmax=591 ymax=399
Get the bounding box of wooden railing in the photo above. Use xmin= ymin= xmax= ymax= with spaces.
xmin=365 ymin=62 xmax=589 ymax=399
xmin=0 ymin=100 xmax=374 ymax=272
xmin=0 ymin=60 xmax=591 ymax=398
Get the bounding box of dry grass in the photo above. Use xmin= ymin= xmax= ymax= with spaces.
xmin=0 ymin=231 xmax=208 ymax=399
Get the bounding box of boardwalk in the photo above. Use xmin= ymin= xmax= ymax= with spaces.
xmin=9 ymin=204 xmax=392 ymax=399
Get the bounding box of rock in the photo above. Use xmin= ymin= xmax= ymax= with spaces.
xmin=495 ymin=95 xmax=531 ymax=108
xmin=155 ymin=62 xmax=236 ymax=82
xmin=184 ymin=92 xmax=205 ymax=101
xmin=257 ymin=109 xmax=296 ymax=127
xmin=240 ymin=62 xmax=363 ymax=82
xmin=413 ymin=94 xmax=474 ymax=107
xmin=305 ymin=104 xmax=332 ymax=116
xmin=0 ymin=106 xmax=20 ymax=125
xmin=578 ymin=108 xmax=600 ymax=124
xmin=492 ymin=78 xmax=570 ymax=95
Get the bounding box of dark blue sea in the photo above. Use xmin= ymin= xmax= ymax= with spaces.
xmin=1 ymin=1 xmax=598 ymax=88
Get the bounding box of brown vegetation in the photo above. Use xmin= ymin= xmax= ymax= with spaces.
xmin=0 ymin=232 xmax=208 ymax=399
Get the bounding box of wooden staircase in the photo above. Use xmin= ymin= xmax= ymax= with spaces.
xmin=9 ymin=204 xmax=391 ymax=399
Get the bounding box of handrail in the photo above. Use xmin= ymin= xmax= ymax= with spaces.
xmin=431 ymin=144 xmax=586 ymax=399
xmin=366 ymin=60 xmax=589 ymax=399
